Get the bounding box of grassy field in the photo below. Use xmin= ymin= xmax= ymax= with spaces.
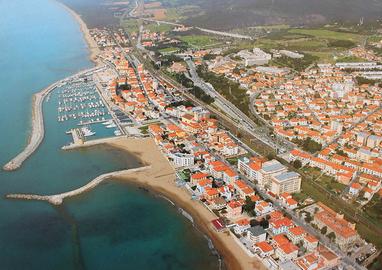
xmin=121 ymin=18 xmax=139 ymax=34
xmin=335 ymin=55 xmax=368 ymax=62
xmin=252 ymin=26 xmax=367 ymax=63
xmin=145 ymin=22 xmax=174 ymax=33
xmin=158 ymin=47 xmax=179 ymax=54
xmin=178 ymin=35 xmax=220 ymax=48
xmin=288 ymin=29 xmax=362 ymax=42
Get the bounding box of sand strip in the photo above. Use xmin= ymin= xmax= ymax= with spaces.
xmin=54 ymin=0 xmax=101 ymax=64
xmin=108 ymin=137 xmax=267 ymax=270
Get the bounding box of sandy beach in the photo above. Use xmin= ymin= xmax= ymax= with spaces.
xmin=108 ymin=137 xmax=267 ymax=270
xmin=55 ymin=1 xmax=101 ymax=64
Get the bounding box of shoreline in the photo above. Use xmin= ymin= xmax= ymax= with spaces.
xmin=2 ymin=66 xmax=102 ymax=171
xmin=107 ymin=137 xmax=267 ymax=270
xmin=54 ymin=0 xmax=101 ymax=64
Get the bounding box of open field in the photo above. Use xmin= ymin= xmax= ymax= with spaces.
xmin=178 ymin=35 xmax=220 ymax=48
xmin=158 ymin=47 xmax=179 ymax=54
xmin=288 ymin=29 xmax=362 ymax=42
xmin=145 ymin=22 xmax=174 ymax=33
xmin=121 ymin=18 xmax=139 ymax=33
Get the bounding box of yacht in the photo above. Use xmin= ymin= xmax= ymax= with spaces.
xmin=81 ymin=126 xmax=96 ymax=137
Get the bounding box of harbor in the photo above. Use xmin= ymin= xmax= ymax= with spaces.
xmin=2 ymin=66 xmax=103 ymax=171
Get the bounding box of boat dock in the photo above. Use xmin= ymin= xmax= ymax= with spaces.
xmin=62 ymin=135 xmax=126 ymax=150
xmin=6 ymin=166 xmax=151 ymax=205
xmin=3 ymin=66 xmax=105 ymax=171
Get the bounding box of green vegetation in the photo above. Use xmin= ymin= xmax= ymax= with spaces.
xmin=189 ymin=86 xmax=215 ymax=104
xmin=145 ymin=23 xmax=173 ymax=33
xmin=292 ymin=137 xmax=322 ymax=153
xmin=294 ymin=166 xmax=382 ymax=248
xmin=242 ymin=196 xmax=256 ymax=216
xmin=355 ymin=76 xmax=380 ymax=86
xmin=293 ymin=160 xmax=302 ymax=169
xmin=288 ymin=29 xmax=362 ymax=42
xmin=159 ymin=54 xmax=183 ymax=67
xmin=171 ymin=72 xmax=194 ymax=88
xmin=292 ymin=192 xmax=309 ymax=203
xmin=328 ymin=40 xmax=356 ymax=48
xmin=318 ymin=174 xmax=346 ymax=194
xmin=270 ymin=54 xmax=319 ymax=72
xmin=121 ymin=18 xmax=139 ymax=33
xmin=158 ymin=47 xmax=179 ymax=54
xmin=362 ymin=196 xmax=382 ymax=227
xmin=336 ymin=56 xmax=367 ymax=63
xmin=139 ymin=125 xmax=149 ymax=134
xmin=179 ymin=35 xmax=219 ymax=48
xmin=197 ymin=65 xmax=251 ymax=116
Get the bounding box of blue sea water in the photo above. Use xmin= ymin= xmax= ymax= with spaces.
xmin=0 ymin=0 xmax=219 ymax=269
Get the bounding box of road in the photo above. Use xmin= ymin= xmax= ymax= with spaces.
xmin=136 ymin=18 xmax=253 ymax=40
xmin=185 ymin=58 xmax=293 ymax=153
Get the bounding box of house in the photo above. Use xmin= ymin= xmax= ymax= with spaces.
xmin=233 ymin=218 xmax=251 ymax=234
xmin=303 ymin=234 xmax=319 ymax=251
xmin=190 ymin=172 xmax=209 ymax=186
xmin=246 ymin=226 xmax=267 ymax=245
xmin=237 ymin=156 xmax=265 ymax=181
xmin=255 ymin=200 xmax=273 ymax=216
xmin=349 ymin=182 xmax=361 ymax=196
xmin=269 ymin=217 xmax=293 ymax=235
xmin=316 ymin=245 xmax=340 ymax=268
xmin=279 ymin=192 xmax=298 ymax=209
xmin=196 ymin=179 xmax=212 ymax=193
xmin=210 ymin=197 xmax=227 ymax=210
xmin=226 ymin=200 xmax=243 ymax=219
xmin=287 ymin=226 xmax=306 ymax=244
xmin=204 ymin=187 xmax=219 ymax=200
xmin=234 ymin=180 xmax=255 ymax=199
xmin=255 ymin=241 xmax=274 ymax=258
xmin=295 ymin=253 xmax=322 ymax=270
xmin=276 ymin=242 xmax=299 ymax=261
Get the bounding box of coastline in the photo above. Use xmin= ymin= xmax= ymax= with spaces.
xmin=107 ymin=137 xmax=267 ymax=270
xmin=54 ymin=0 xmax=101 ymax=64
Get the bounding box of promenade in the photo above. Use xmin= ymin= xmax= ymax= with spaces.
xmin=3 ymin=66 xmax=104 ymax=171
xmin=6 ymin=166 xmax=151 ymax=205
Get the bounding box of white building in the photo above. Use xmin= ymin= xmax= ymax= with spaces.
xmin=270 ymin=171 xmax=301 ymax=195
xmin=170 ymin=152 xmax=194 ymax=167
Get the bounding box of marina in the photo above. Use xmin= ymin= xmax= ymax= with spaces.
xmin=54 ymin=75 xmax=127 ymax=145
xmin=2 ymin=66 xmax=102 ymax=171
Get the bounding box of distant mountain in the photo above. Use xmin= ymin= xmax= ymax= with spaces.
xmin=167 ymin=0 xmax=382 ymax=30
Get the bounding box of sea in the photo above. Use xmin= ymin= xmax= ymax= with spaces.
xmin=0 ymin=0 xmax=220 ymax=269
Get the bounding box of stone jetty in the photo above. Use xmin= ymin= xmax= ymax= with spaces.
xmin=3 ymin=66 xmax=105 ymax=171
xmin=6 ymin=166 xmax=151 ymax=205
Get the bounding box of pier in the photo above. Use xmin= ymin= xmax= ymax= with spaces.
xmin=3 ymin=66 xmax=105 ymax=171
xmin=62 ymin=135 xmax=126 ymax=150
xmin=6 ymin=166 xmax=151 ymax=205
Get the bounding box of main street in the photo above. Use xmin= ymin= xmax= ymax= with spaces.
xmin=185 ymin=58 xmax=294 ymax=153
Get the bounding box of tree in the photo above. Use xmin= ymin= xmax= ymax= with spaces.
xmin=293 ymin=160 xmax=302 ymax=169
xmin=302 ymin=137 xmax=322 ymax=153
xmin=321 ymin=226 xmax=327 ymax=235
xmin=304 ymin=213 xmax=313 ymax=223
xmin=259 ymin=218 xmax=269 ymax=229
xmin=242 ymin=196 xmax=257 ymax=215
xmin=327 ymin=232 xmax=336 ymax=242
